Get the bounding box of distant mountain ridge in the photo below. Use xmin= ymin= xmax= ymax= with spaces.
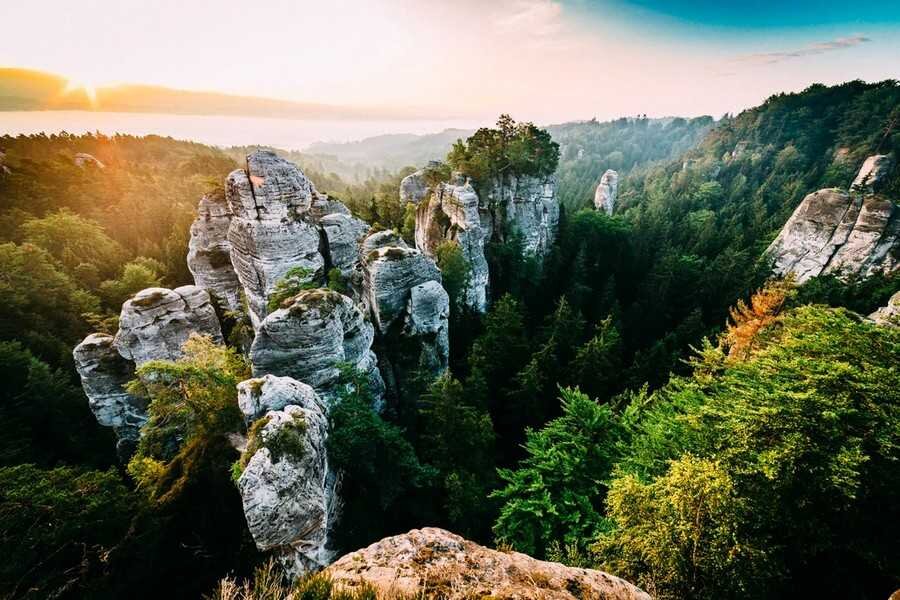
xmin=0 ymin=67 xmax=434 ymax=120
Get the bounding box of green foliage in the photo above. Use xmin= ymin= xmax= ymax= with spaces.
xmin=234 ymin=413 xmax=308 ymax=481
xmin=126 ymin=334 xmax=248 ymax=503
xmin=447 ymin=114 xmax=560 ymax=183
xmin=267 ymin=266 xmax=317 ymax=312
xmin=434 ymin=240 xmax=471 ymax=314
xmin=327 ymin=267 xmax=348 ymax=294
xmin=98 ymin=256 xmax=167 ymax=308
xmin=0 ymin=464 xmax=135 ymax=598
xmin=492 ymin=387 xmax=623 ymax=557
xmin=208 ymin=560 xmax=391 ymax=600
xmin=327 ymin=365 xmax=434 ymax=552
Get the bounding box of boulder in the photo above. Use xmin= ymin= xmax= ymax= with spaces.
xmin=766 ymin=168 xmax=899 ymax=284
xmin=416 ymin=177 xmax=489 ymax=312
xmin=249 ymin=289 xmax=384 ymax=404
xmin=594 ymin=169 xmax=618 ymax=215
xmin=868 ymin=290 xmax=900 ymax=327
xmin=187 ymin=192 xmax=242 ymax=311
xmin=237 ymin=374 xmax=323 ymax=422
xmin=73 ymin=333 xmax=146 ymax=458
xmin=226 ymin=150 xmax=327 ymax=325
xmin=326 ymin=527 xmax=651 ymax=600
xmin=114 ymin=286 xmax=223 ymax=366
xmin=238 ymin=402 xmax=336 ymax=575
xmin=851 ymin=154 xmax=893 ymax=193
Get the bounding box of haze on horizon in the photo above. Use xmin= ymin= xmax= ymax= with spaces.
xmin=2 ymin=0 xmax=900 ymax=123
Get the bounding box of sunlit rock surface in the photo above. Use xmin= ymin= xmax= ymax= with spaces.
xmin=326 ymin=527 xmax=651 ymax=600
xmin=851 ymin=154 xmax=893 ymax=192
xmin=113 ymin=285 xmax=223 ymax=366
xmin=249 ymin=289 xmax=383 ymax=404
xmin=187 ymin=192 xmax=242 ymax=311
xmin=238 ymin=401 xmax=336 ymax=576
xmin=73 ymin=333 xmax=146 ymax=458
xmin=594 ymin=169 xmax=618 ymax=215
xmin=237 ymin=373 xmax=323 ymax=423
xmin=869 ymin=290 xmax=900 ymax=327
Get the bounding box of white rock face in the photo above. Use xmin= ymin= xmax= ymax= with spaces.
xmin=318 ymin=212 xmax=370 ymax=278
xmin=851 ymin=154 xmax=893 ymax=192
xmin=249 ymin=289 xmax=384 ymax=404
xmin=362 ymin=233 xmax=450 ymax=382
xmin=416 ymin=177 xmax=490 ymax=312
xmin=399 ymin=162 xmax=440 ymax=205
xmin=594 ymin=169 xmax=618 ymax=215
xmin=237 ymin=374 xmax=323 ymax=423
xmin=73 ymin=333 xmax=146 ymax=455
xmin=226 ymin=151 xmax=327 ymax=325
xmin=486 ymin=174 xmax=560 ymax=258
xmin=73 ymin=152 xmax=104 ymax=169
xmin=238 ymin=402 xmax=336 ymax=575
xmin=326 ymin=527 xmax=651 ymax=600
xmin=868 ymin=290 xmax=900 ymax=327
xmin=187 ymin=193 xmax=242 ymax=311
xmin=114 ymin=286 xmax=224 ymax=366
xmin=767 ymin=157 xmax=899 ymax=283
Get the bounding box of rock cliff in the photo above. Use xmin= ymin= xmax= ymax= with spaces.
xmin=869 ymin=290 xmax=900 ymax=327
xmin=326 ymin=527 xmax=650 ymax=600
xmin=73 ymin=333 xmax=146 ymax=458
xmin=114 ymin=285 xmax=223 ymax=366
xmin=484 ymin=174 xmax=559 ymax=259
xmin=766 ymin=155 xmax=899 ymax=283
xmin=249 ymin=288 xmax=384 ymax=405
xmin=187 ymin=192 xmax=242 ymax=311
xmin=594 ymin=169 xmax=618 ymax=215
xmin=237 ymin=374 xmax=322 ymax=422
xmin=237 ymin=398 xmax=336 ymax=575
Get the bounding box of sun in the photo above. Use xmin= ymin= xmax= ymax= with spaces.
xmin=63 ymin=77 xmax=99 ymax=106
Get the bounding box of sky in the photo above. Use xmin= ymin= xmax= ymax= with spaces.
xmin=2 ymin=0 xmax=899 ymax=122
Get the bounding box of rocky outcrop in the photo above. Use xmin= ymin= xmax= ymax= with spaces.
xmin=237 ymin=374 xmax=323 ymax=422
xmin=766 ymin=156 xmax=899 ymax=283
xmin=415 ymin=176 xmax=490 ymax=312
xmin=362 ymin=232 xmax=449 ymax=389
xmin=326 ymin=527 xmax=650 ymax=600
xmin=238 ymin=400 xmax=336 ymax=575
xmin=74 ymin=152 xmax=104 ymax=169
xmin=187 ymin=192 xmax=242 ymax=311
xmin=114 ymin=286 xmax=223 ymax=366
xmin=851 ymin=154 xmax=893 ymax=192
xmin=868 ymin=290 xmax=900 ymax=327
xmin=399 ymin=161 xmax=441 ymax=205
xmin=73 ymin=333 xmax=146 ymax=458
xmin=594 ymin=169 xmax=618 ymax=215
xmin=485 ymin=174 xmax=560 ymax=258
xmin=317 ymin=212 xmax=370 ymax=278
xmin=249 ymin=289 xmax=384 ymax=405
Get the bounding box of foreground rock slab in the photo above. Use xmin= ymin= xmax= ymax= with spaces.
xmin=326 ymin=527 xmax=651 ymax=600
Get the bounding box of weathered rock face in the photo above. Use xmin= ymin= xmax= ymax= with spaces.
xmin=767 ymin=156 xmax=899 ymax=283
xmin=851 ymin=154 xmax=893 ymax=192
xmin=486 ymin=174 xmax=560 ymax=258
xmin=249 ymin=289 xmax=384 ymax=404
xmin=73 ymin=333 xmax=146 ymax=457
xmin=73 ymin=152 xmax=104 ymax=169
xmin=114 ymin=286 xmax=224 ymax=366
xmin=415 ymin=177 xmax=490 ymax=312
xmin=326 ymin=527 xmax=651 ymax=600
xmin=318 ymin=212 xmax=370 ymax=278
xmin=226 ymin=151 xmax=327 ymax=325
xmin=187 ymin=193 xmax=242 ymax=312
xmin=869 ymin=290 xmax=900 ymax=327
xmin=594 ymin=169 xmax=618 ymax=215
xmin=237 ymin=374 xmax=323 ymax=422
xmin=399 ymin=161 xmax=440 ymax=205
xmin=238 ymin=401 xmax=336 ymax=575
xmin=361 ymin=233 xmax=449 ymax=387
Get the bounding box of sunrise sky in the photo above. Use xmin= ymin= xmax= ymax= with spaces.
xmin=4 ymin=0 xmax=900 ymax=121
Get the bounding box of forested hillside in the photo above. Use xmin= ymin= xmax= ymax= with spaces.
xmin=0 ymin=80 xmax=898 ymax=599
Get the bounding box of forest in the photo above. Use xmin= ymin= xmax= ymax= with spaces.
xmin=1 ymin=79 xmax=899 ymax=599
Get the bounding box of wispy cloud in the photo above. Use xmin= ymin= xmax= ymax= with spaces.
xmin=493 ymin=0 xmax=564 ymax=38
xmin=734 ymin=35 xmax=872 ymax=65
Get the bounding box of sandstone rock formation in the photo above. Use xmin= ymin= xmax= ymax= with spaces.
xmin=114 ymin=285 xmax=224 ymax=366
xmin=318 ymin=212 xmax=370 ymax=278
xmin=238 ymin=401 xmax=336 ymax=575
xmin=399 ymin=162 xmax=439 ymax=205
xmin=485 ymin=174 xmax=560 ymax=258
xmin=73 ymin=333 xmax=146 ymax=457
xmin=326 ymin=527 xmax=651 ymax=600
xmin=187 ymin=192 xmax=242 ymax=311
xmin=361 ymin=232 xmax=449 ymax=388
xmin=851 ymin=154 xmax=893 ymax=192
xmin=766 ymin=156 xmax=899 ymax=283
xmin=594 ymin=169 xmax=618 ymax=215
xmin=415 ymin=176 xmax=490 ymax=312
xmin=249 ymin=289 xmax=384 ymax=404
xmin=869 ymin=290 xmax=900 ymax=327
xmin=237 ymin=373 xmax=323 ymax=422
xmin=73 ymin=152 xmax=105 ymax=168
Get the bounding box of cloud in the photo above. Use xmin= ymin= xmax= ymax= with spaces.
xmin=493 ymin=0 xmax=564 ymax=38
xmin=735 ymin=35 xmax=872 ymax=65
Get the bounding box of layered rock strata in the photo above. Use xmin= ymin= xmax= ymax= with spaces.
xmin=187 ymin=192 xmax=242 ymax=311
xmin=237 ymin=374 xmax=322 ymax=422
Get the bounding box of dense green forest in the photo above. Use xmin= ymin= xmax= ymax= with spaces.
xmin=1 ymin=80 xmax=899 ymax=599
